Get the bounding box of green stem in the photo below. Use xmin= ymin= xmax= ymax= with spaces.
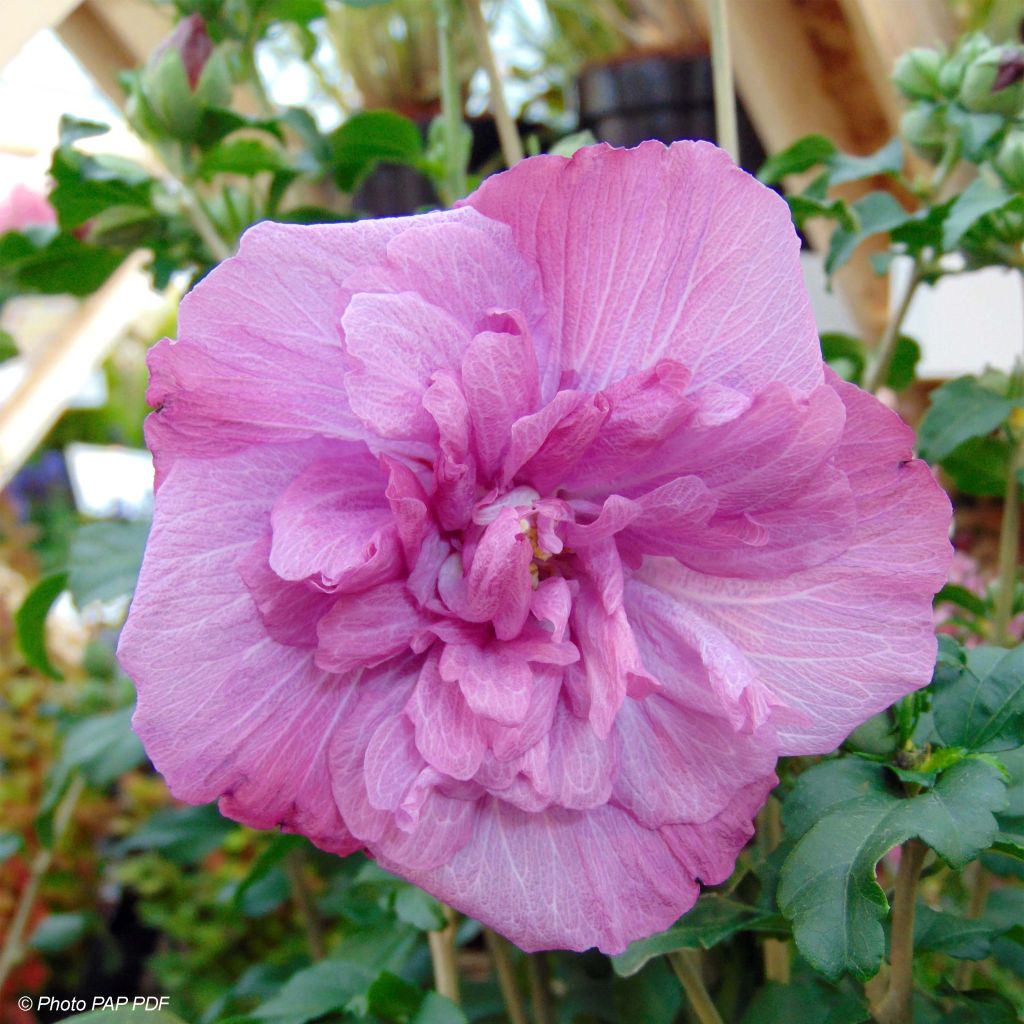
xmin=873 ymin=839 xmax=927 ymax=1024
xmin=527 ymin=952 xmax=554 ymax=1024
xmin=864 ymin=262 xmax=923 ymax=394
xmin=428 ymin=904 xmax=460 ymax=1004
xmin=434 ymin=0 xmax=467 ymax=204
xmin=483 ymin=929 xmax=529 ymax=1024
xmin=464 ymin=0 xmax=523 ymax=168
xmin=284 ymin=849 xmax=326 ymax=961
xmin=668 ymin=950 xmax=726 ymax=1024
xmin=991 ymin=438 xmax=1023 ymax=646
xmin=0 ymin=775 xmax=86 ymax=992
xmin=706 ymin=0 xmax=739 ymax=162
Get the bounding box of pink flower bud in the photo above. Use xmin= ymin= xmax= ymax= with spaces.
xmin=153 ymin=13 xmax=213 ymax=91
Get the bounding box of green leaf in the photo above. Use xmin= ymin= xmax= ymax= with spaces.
xmin=1 ymin=231 xmax=123 ymax=297
xmin=328 ymin=110 xmax=424 ymax=191
xmin=778 ymin=759 xmax=1006 ymax=980
xmin=788 ymin=193 xmax=857 ymax=232
xmin=42 ymin=708 xmax=145 ymax=819
xmin=29 ymin=911 xmax=90 ymax=952
xmin=829 ymin=138 xmax=904 ymax=185
xmin=58 ymin=115 xmax=110 ymax=146
xmin=199 ymin=138 xmax=288 ymax=179
xmin=914 ymin=905 xmax=999 ymax=960
xmin=68 ymin=520 xmax=150 ymax=606
xmin=367 ymin=973 xmax=464 ymax=1024
xmin=0 ymin=831 xmax=24 ymax=862
xmin=252 ymin=959 xmax=377 ymax=1023
xmin=549 ymin=129 xmax=597 ymax=157
xmin=49 ymin=148 xmax=153 ymax=230
xmin=782 ymin=757 xmax=885 ymax=840
xmin=112 ymin=803 xmax=235 ymax=864
xmin=197 ymin=108 xmax=285 ymax=149
xmin=886 ymin=336 xmax=921 ymax=391
xmin=15 ymin=571 xmax=68 ymax=679
xmin=263 ymin=0 xmax=326 ymax=22
xmin=943 ymin=175 xmax=1016 ymax=249
xmin=758 ymin=135 xmax=837 ymax=185
xmin=232 ymin=834 xmax=303 ymax=911
xmin=946 ymin=106 xmax=1005 ymax=161
xmin=740 ymin=978 xmax=870 ymax=1024
xmin=611 ymin=895 xmax=785 ymax=977
xmin=918 ymin=376 xmax=1019 ymax=462
xmin=393 ymin=885 xmax=446 ymax=931
xmin=52 ymin=1011 xmax=187 ymax=1024
xmin=941 ymin=435 xmax=1013 ymax=497
xmin=820 ymin=332 xmax=867 ymax=384
xmin=0 ymin=328 xmax=18 ymax=364
xmin=366 ymin=971 xmax=422 ymax=1022
xmin=932 ymin=643 xmax=1024 ymax=751
xmin=826 ymin=192 xmax=911 ymax=276
xmin=936 ymin=583 xmax=989 ymax=618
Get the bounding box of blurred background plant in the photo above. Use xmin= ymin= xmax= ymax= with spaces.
xmin=1 ymin=1 xmax=1024 ymax=1024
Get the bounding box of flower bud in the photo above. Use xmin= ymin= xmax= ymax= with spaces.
xmin=155 ymin=14 xmax=213 ymax=90
xmin=938 ymin=32 xmax=990 ymax=96
xmin=131 ymin=14 xmax=230 ymax=142
xmin=994 ymin=128 xmax=1024 ymax=191
xmin=900 ymin=104 xmax=948 ymax=162
xmin=892 ymin=48 xmax=944 ymax=101
xmin=959 ymin=45 xmax=1024 ymax=117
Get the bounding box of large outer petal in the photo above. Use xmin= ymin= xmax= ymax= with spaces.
xmin=462 ymin=140 xmax=821 ymax=397
xmin=386 ymin=797 xmax=700 ymax=954
xmin=146 ymin=214 xmax=456 ymax=484
xmin=118 ymin=441 xmax=363 ymax=854
xmin=628 ymin=373 xmax=952 ymax=753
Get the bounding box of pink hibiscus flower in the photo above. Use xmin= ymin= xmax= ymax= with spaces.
xmin=118 ymin=142 xmax=952 ymax=954
xmin=0 ymin=185 xmax=56 ymax=235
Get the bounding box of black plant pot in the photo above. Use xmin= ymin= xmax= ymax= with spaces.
xmin=352 ymin=116 xmax=548 ymax=218
xmin=577 ymin=51 xmax=767 ymax=174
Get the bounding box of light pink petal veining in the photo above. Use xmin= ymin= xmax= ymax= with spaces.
xmin=463 ymin=140 xmax=821 ymax=397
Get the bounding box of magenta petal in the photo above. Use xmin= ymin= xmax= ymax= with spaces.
xmin=530 ymin=577 xmax=573 ymax=641
xmin=238 ymin=535 xmax=334 ymax=648
xmin=503 ymin=390 xmax=608 ymax=490
xmin=328 ymin=666 xmax=477 ymax=869
xmin=406 ymin=654 xmax=487 ymax=780
xmin=542 ymin=701 xmax=618 ymax=810
xmin=396 ymin=798 xmax=700 ymax=953
xmin=269 ymin=449 xmax=401 ymax=589
xmin=145 ymin=220 xmax=408 ymax=485
xmin=118 ymin=441 xmax=363 ymax=855
xmin=632 ymin=373 xmax=951 ymax=753
xmin=439 ymin=643 xmax=534 ymax=727
xmin=315 ymin=581 xmax=426 ymax=674
xmin=566 ymin=578 xmax=652 ymax=738
xmin=364 ymin=713 xmax=426 ymax=812
xmin=462 ymin=325 xmax=540 ymax=480
xmin=343 ymin=290 xmax=472 ymax=442
xmin=440 ymin=508 xmax=533 ymax=640
xmin=342 ymin=209 xmax=550 ymax=382
xmin=463 ymin=141 xmax=821 ymax=397
xmin=613 ymin=695 xmax=777 ymax=827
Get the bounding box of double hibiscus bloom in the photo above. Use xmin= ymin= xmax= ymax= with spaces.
xmin=119 ymin=142 xmax=951 ymax=953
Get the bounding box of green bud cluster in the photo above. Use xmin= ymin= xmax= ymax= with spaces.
xmin=126 ymin=14 xmax=232 ymax=144
xmin=892 ymin=32 xmax=1024 ymax=183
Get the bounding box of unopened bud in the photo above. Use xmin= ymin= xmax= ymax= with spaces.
xmin=959 ymin=45 xmax=1024 ymax=116
xmin=132 ymin=14 xmax=230 ymax=142
xmin=154 ymin=14 xmax=213 ymax=90
xmin=938 ymin=32 xmax=991 ymax=96
xmin=994 ymin=128 xmax=1024 ymax=190
xmin=892 ymin=48 xmax=944 ymax=101
xmin=900 ymin=104 xmax=948 ymax=162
